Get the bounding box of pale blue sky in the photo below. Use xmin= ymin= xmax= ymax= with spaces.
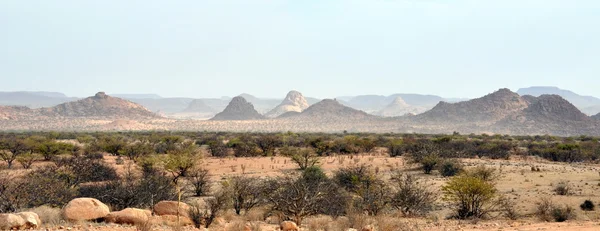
xmin=1 ymin=0 xmax=598 ymax=99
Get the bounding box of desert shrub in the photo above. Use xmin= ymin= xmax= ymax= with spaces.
xmin=264 ymin=175 xmax=346 ymax=225
xmin=281 ymin=146 xmax=319 ymax=170
xmin=0 ymin=137 xmax=32 ymax=169
xmin=13 ymin=166 xmax=79 ymax=208
xmin=334 ymin=165 xmax=389 ymax=216
xmin=225 ymin=175 xmax=265 ymax=215
xmin=229 ymin=138 xmax=263 ymax=157
xmin=79 ymin=165 xmax=177 ymax=210
xmin=464 ymin=165 xmax=499 ymax=182
xmin=189 ymin=189 xmax=230 ymax=228
xmin=16 ymin=153 xmax=39 ymax=169
xmin=420 ymin=153 xmax=440 ymax=174
xmin=554 ymin=181 xmax=571 ymax=195
xmin=552 ymin=205 xmax=576 ymax=222
xmin=498 ymin=195 xmax=520 ymax=220
xmin=442 ymin=173 xmax=497 ymax=219
xmin=535 ymin=198 xmax=554 ymax=222
xmin=580 ymin=200 xmax=595 ymax=211
xmin=390 ymin=173 xmax=436 ymax=216
xmin=334 ymin=165 xmax=374 ymax=193
xmin=254 ymin=134 xmax=283 ymax=156
xmin=204 ymin=138 xmax=229 ymax=157
xmin=387 ymin=139 xmax=404 ymax=157
xmin=187 ymin=167 xmax=211 ymax=197
xmin=439 ymin=159 xmax=463 ymax=177
xmin=161 ymin=141 xmax=201 ymax=183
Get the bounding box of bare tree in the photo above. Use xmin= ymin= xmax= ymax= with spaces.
xmin=189 ymin=189 xmax=230 ymax=228
xmin=264 ymin=175 xmax=339 ymax=225
xmin=225 ymin=175 xmax=265 ymax=215
xmin=390 ymin=173 xmax=437 ymax=216
xmin=187 ymin=167 xmax=210 ymax=197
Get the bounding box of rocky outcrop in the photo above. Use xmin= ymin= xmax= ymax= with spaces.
xmin=265 ymin=91 xmax=309 ymax=118
xmin=62 ymin=198 xmax=110 ymax=222
xmin=210 ymin=96 xmax=265 ymax=120
xmin=42 ymin=92 xmax=160 ymax=119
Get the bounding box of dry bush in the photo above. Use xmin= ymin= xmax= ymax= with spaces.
xmin=135 ymin=220 xmax=153 ymax=231
xmin=26 ymin=205 xmax=63 ymax=226
xmin=305 ymin=216 xmax=333 ymax=231
xmin=374 ymin=215 xmax=421 ymax=231
xmin=347 ymin=213 xmax=372 ymax=230
xmin=390 ymin=173 xmax=436 ymax=217
xmin=535 ymin=198 xmax=555 ymax=222
xmin=552 ymin=205 xmax=576 ymax=222
xmin=498 ymin=195 xmax=520 ymax=220
xmin=554 ymin=181 xmax=571 ymax=195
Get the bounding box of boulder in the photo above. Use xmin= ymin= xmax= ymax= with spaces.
xmin=362 ymin=225 xmax=375 ymax=231
xmin=0 ymin=213 xmax=26 ymax=230
xmin=104 ymin=208 xmax=152 ymax=225
xmin=16 ymin=212 xmax=42 ymax=229
xmin=153 ymin=201 xmax=191 ymax=218
xmin=62 ymin=198 xmax=110 ymax=221
xmin=280 ymin=221 xmax=299 ymax=231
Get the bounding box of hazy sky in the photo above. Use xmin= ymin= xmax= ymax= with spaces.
xmin=1 ymin=0 xmax=598 ymax=99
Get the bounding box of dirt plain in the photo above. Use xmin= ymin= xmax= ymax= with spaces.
xmin=3 ymin=149 xmax=600 ymax=231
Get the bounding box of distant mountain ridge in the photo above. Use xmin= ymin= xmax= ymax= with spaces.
xmin=0 ymin=91 xmax=77 ymax=108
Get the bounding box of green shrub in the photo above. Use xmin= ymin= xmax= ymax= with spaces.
xmin=442 ymin=173 xmax=497 ymax=219
xmin=580 ymin=200 xmax=595 ymax=211
xmin=439 ymin=159 xmax=463 ymax=177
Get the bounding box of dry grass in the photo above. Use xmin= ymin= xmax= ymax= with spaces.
xmin=25 ymin=205 xmax=63 ymax=227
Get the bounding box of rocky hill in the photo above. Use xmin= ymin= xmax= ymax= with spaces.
xmin=210 ymin=96 xmax=266 ymax=120
xmin=41 ymin=92 xmax=159 ymax=119
xmin=518 ymin=86 xmax=600 ymax=109
xmin=181 ymin=99 xmax=215 ymax=113
xmin=0 ymin=106 xmax=34 ymax=120
xmin=592 ymin=113 xmax=600 ymax=120
xmin=415 ymin=88 xmax=529 ymax=124
xmin=265 ymin=91 xmax=309 ymax=118
xmin=376 ymin=96 xmax=427 ymax=117
xmin=280 ymin=99 xmax=375 ymax=121
xmin=493 ymin=94 xmax=594 ymax=136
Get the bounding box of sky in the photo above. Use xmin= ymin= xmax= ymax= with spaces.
xmin=0 ymin=0 xmax=599 ymax=99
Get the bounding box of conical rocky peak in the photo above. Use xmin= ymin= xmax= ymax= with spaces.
xmin=265 ymin=90 xmax=309 ymax=118
xmin=376 ymin=96 xmax=426 ymax=117
xmin=210 ymin=96 xmax=265 ymax=120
